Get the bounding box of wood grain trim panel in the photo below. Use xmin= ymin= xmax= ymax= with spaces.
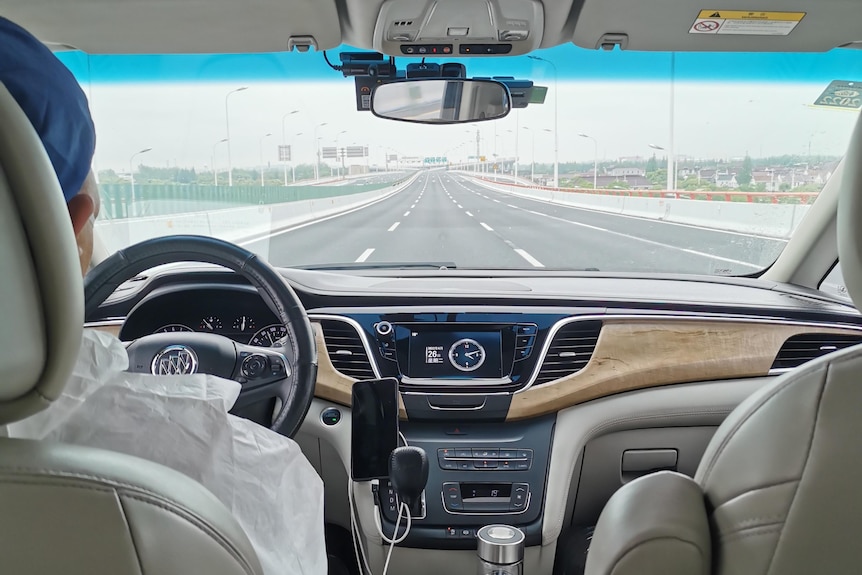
xmin=507 ymin=319 xmax=862 ymax=421
xmin=312 ymin=322 xmax=407 ymax=418
xmin=84 ymin=324 xmax=122 ymax=338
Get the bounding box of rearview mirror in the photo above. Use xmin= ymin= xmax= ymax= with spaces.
xmin=371 ymin=79 xmax=510 ymax=124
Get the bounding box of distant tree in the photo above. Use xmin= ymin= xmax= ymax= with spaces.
xmin=755 ymin=182 xmax=767 ymax=192
xmin=737 ymin=155 xmax=753 ymax=186
xmin=645 ymin=154 xmax=658 ymax=173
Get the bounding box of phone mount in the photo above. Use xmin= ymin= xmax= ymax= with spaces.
xmin=389 ymin=446 xmax=429 ymax=517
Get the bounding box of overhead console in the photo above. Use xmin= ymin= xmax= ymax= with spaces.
xmin=373 ymin=0 xmax=544 ymax=57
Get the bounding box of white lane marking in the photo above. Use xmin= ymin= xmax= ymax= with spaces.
xmin=457 ymin=204 xmax=463 ymax=209
xmin=493 ymin=199 xmax=501 ymax=203
xmin=404 ymin=211 xmax=410 ymax=216
xmin=388 ymin=222 xmax=400 ymax=231
xmin=465 ymin=211 xmax=474 ymax=217
xmin=480 ymin=222 xmax=494 ymax=231
xmin=356 ymin=248 xmax=375 ymax=262
xmin=459 ymin=177 xmax=765 ymax=267
xmin=515 ymin=249 xmax=545 ymax=268
xmin=507 ymin=204 xmax=517 ymax=208
xmin=239 ymin=174 xmax=421 ymax=245
xmin=411 ymin=204 xmax=416 ymax=208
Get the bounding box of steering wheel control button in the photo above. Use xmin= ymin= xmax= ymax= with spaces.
xmin=241 ymin=354 xmax=269 ymax=378
xmin=321 ymin=408 xmax=342 ymax=426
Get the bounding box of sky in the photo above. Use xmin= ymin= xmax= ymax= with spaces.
xmin=57 ymin=45 xmax=862 ymax=173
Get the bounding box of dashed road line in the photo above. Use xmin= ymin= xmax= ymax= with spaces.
xmin=515 ymin=249 xmax=545 ymax=268
xmin=457 ymin=204 xmax=463 ymax=209
xmin=465 ymin=211 xmax=474 ymax=217
xmin=356 ymin=248 xmax=375 ymax=263
xmin=388 ymin=222 xmax=400 ymax=231
xmin=404 ymin=211 xmax=410 ymax=216
xmin=480 ymin=222 xmax=494 ymax=231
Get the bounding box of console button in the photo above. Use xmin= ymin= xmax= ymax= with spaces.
xmin=443 ymin=483 xmax=463 ymax=511
xmin=498 ymin=449 xmax=518 ymax=459
xmin=440 ymin=459 xmax=458 ymax=470
xmin=475 ymin=460 xmax=497 ymax=469
xmin=510 ymin=483 xmax=529 ymax=511
xmin=516 ymin=348 xmax=531 ymax=360
xmin=438 ymin=448 xmax=455 ymax=459
xmin=472 ymin=449 xmax=498 ymax=458
xmin=517 ymin=449 xmax=533 ymax=459
xmin=515 ymin=335 xmax=535 ymax=348
xmin=454 ymin=448 xmax=473 ymax=458
xmin=498 ymin=460 xmax=513 ymax=471
xmin=457 ymin=461 xmax=473 ymax=471
xmin=460 ymin=528 xmax=474 ymax=538
xmin=514 ymin=461 xmax=530 ymax=471
xmin=446 ymin=527 xmax=458 ymax=538
xmin=516 ymin=324 xmax=538 ymax=336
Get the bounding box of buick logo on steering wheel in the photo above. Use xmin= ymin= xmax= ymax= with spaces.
xmin=151 ymin=345 xmax=199 ymax=375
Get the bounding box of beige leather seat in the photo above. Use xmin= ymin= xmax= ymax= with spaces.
xmin=584 ymin=111 xmax=862 ymax=575
xmin=0 ymin=83 xmax=263 ymax=574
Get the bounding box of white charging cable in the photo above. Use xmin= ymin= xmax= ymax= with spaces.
xmin=382 ymin=502 xmax=408 ymax=575
xmin=348 ymin=480 xmax=374 ymax=575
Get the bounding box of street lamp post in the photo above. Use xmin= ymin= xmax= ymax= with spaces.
xmin=259 ymin=132 xmax=272 ymax=186
xmin=649 ymin=143 xmax=674 ymax=191
xmin=129 ymin=147 xmax=152 ymax=216
xmin=578 ymin=133 xmax=598 ymax=189
xmin=281 ymin=110 xmax=299 ymax=186
xmin=224 ymin=86 xmax=248 ymax=187
xmin=313 ymin=122 xmax=328 ymax=181
xmin=292 ymin=132 xmax=303 ymax=183
xmin=211 ymin=138 xmax=228 ymax=185
xmin=335 ymin=130 xmax=348 ymax=178
xmin=522 ymin=127 xmax=535 ymax=182
xmin=528 ymin=55 xmax=558 ymax=187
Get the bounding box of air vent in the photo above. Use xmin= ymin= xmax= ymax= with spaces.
xmin=394 ymin=20 xmax=414 ymax=26
xmin=319 ymin=319 xmax=375 ymax=380
xmin=771 ymin=333 xmax=862 ymax=371
xmin=533 ymin=321 xmax=603 ymax=386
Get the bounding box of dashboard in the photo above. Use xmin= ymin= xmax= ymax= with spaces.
xmin=94 ymin=266 xmax=862 ymax=555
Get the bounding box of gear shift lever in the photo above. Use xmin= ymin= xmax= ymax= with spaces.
xmin=388 ymin=446 xmax=429 ymax=517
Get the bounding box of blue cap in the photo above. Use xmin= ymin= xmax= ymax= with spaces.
xmin=0 ymin=17 xmax=95 ymax=202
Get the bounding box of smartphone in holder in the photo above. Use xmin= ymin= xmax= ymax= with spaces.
xmin=351 ymin=377 xmax=400 ymax=481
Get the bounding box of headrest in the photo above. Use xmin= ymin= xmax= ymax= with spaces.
xmin=0 ymin=81 xmax=84 ymax=423
xmin=837 ymin=111 xmax=862 ymax=310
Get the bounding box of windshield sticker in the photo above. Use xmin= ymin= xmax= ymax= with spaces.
xmin=690 ymin=10 xmax=805 ymax=36
xmin=813 ymin=80 xmax=862 ymax=110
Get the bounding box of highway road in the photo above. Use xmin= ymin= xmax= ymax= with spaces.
xmin=242 ymin=170 xmax=787 ymax=275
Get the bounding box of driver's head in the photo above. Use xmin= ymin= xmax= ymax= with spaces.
xmin=0 ymin=16 xmax=99 ymax=275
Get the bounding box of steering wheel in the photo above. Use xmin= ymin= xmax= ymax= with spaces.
xmin=84 ymin=235 xmax=318 ymax=438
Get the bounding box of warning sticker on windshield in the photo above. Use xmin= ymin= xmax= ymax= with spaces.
xmin=690 ymin=10 xmax=805 ymax=36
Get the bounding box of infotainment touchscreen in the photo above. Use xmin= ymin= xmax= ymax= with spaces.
xmin=407 ymin=329 xmax=503 ymax=378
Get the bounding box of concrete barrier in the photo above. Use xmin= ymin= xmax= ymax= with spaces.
xmin=96 ymin=172 xmax=421 ymax=254
xmin=461 ymin=174 xmax=810 ymax=239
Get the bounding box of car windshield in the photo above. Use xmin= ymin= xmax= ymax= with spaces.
xmin=59 ymin=45 xmax=862 ymax=274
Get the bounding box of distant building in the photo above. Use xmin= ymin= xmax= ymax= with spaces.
xmin=714 ymin=172 xmax=739 ymax=189
xmin=752 ymin=170 xmax=779 ymax=192
xmin=608 ymin=167 xmax=645 ymax=177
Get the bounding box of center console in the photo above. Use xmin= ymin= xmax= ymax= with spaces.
xmin=328 ymin=311 xmax=574 ymax=550
xmin=378 ymin=417 xmax=554 ymax=549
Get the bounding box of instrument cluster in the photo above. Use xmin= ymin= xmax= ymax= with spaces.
xmin=120 ymin=287 xmax=287 ymax=348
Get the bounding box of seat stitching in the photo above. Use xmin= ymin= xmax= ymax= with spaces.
xmin=720 ymin=524 xmax=783 ymax=543
xmin=0 ymin=476 xmax=256 ymax=575
xmin=763 ymin=365 xmax=829 ymax=575
xmin=699 ymin=364 xmax=826 ymax=485
xmin=608 ymin=536 xmax=706 ymax=575
xmin=116 ymin=493 xmax=146 ymax=575
xmin=121 ymin=492 xmax=257 ymax=575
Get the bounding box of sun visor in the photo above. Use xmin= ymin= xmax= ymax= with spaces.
xmin=573 ymin=0 xmax=862 ymax=52
xmin=1 ymin=0 xmax=343 ymax=54
xmin=373 ymin=0 xmax=544 ymax=57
